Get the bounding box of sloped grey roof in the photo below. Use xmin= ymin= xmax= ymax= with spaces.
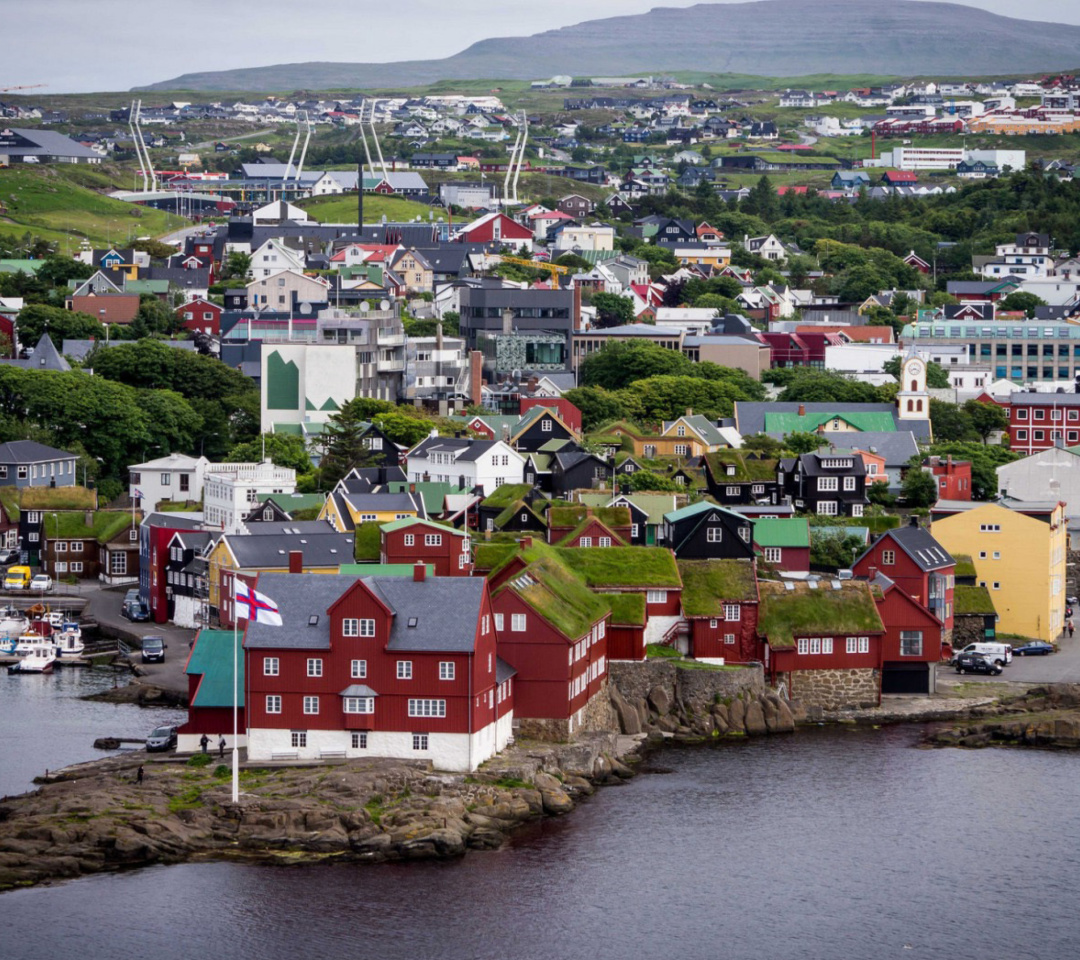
xmin=496 ymin=657 xmax=516 ymax=683
xmin=227 ymin=532 xmax=353 ymax=568
xmin=244 ymin=573 xmax=355 ymax=650
xmin=877 ymin=524 xmax=954 ymax=571
xmin=366 ymin=575 xmax=485 ymax=653
xmin=827 ymin=430 xmax=920 ymax=467
xmin=243 ymin=521 xmax=336 ymax=536
xmin=0 ymin=439 xmax=77 ymax=464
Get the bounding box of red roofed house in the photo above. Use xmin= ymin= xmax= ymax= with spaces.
xmin=904 ymin=250 xmax=932 ymax=274
xmin=456 ymin=212 xmax=534 ymax=251
xmin=872 ymin=574 xmax=945 ymax=694
xmin=882 ymin=170 xmax=919 ymax=185
xmin=520 ymin=396 xmax=582 ymax=434
xmin=176 ymin=297 xmax=222 ymax=336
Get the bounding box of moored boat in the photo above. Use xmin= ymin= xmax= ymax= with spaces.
xmin=0 ymin=606 xmax=29 ymax=639
xmin=8 ymin=643 xmax=56 ymax=673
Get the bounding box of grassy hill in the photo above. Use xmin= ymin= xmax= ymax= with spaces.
xmin=298 ymin=194 xmax=445 ymax=224
xmin=139 ymin=1 xmax=1080 ymax=92
xmin=0 ymin=166 xmax=186 ymax=251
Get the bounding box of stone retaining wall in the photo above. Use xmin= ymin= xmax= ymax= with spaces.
xmin=790 ymin=667 xmax=880 ymax=711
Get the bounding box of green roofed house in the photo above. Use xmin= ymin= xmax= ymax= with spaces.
xmin=379 ymin=516 xmax=473 ymax=576
xmin=177 ymin=629 xmax=246 ymax=754
xmin=663 ymin=499 xmax=756 ymax=561
xmin=41 ymin=510 xmax=140 ymax=584
xmin=752 ymin=517 xmax=811 ymax=573
xmin=702 ymin=451 xmax=782 ymax=507
xmin=547 ymin=504 xmax=632 ymax=546
xmin=577 ymin=492 xmax=679 ymax=546
xmin=758 ymin=579 xmax=886 ymax=710
xmin=763 ymin=410 xmax=898 ymax=435
xmin=678 ymin=559 xmax=760 ymax=662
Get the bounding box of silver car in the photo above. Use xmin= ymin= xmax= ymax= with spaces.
xmin=146 ymin=725 xmax=177 ymax=752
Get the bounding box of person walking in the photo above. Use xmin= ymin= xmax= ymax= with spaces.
xmin=1068 ymin=619 xmax=1074 ymax=638
xmin=200 ymin=733 xmax=210 ymax=754
xmin=136 ymin=765 xmax=144 ymax=785
xmin=218 ymin=735 xmax=226 ymax=759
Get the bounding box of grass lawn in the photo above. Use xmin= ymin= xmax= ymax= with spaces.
xmin=0 ymin=166 xmax=186 ymax=248
xmin=298 ymin=193 xmax=446 ymax=224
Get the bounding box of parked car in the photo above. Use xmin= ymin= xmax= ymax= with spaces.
xmin=140 ymin=636 xmax=166 ymax=663
xmin=122 ymin=599 xmax=150 ymax=622
xmin=4 ymin=565 xmax=31 ymax=590
xmin=124 ymin=588 xmax=140 ymax=604
xmin=145 ymin=725 xmax=177 ymax=752
xmin=952 ymin=641 xmax=1012 ymax=666
xmin=1067 ymin=595 xmax=1078 ymax=606
xmin=0 ymin=548 xmax=20 ymax=565
xmin=29 ymin=574 xmax=52 ymax=592
xmin=955 ymin=653 xmax=1003 ymax=676
xmin=1013 ymin=641 xmax=1055 ymax=656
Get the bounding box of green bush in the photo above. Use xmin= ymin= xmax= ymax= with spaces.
xmin=213 ymin=764 xmax=230 ymax=779
xmin=186 ymin=753 xmax=212 ymax=767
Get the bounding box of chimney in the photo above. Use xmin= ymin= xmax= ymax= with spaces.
xmin=798 ymin=403 xmax=806 ymax=417
xmin=521 ymin=535 xmax=533 ymax=549
xmin=289 ymin=550 xmax=303 ymax=574
xmin=909 ymin=515 xmax=919 ymax=528
xmin=409 ymin=482 xmax=416 ymax=493
xmin=413 ymin=561 xmax=427 ymax=582
xmin=947 ymin=454 xmax=953 ymax=468
xmin=869 ymin=566 xmax=877 ymax=580
xmin=686 ymin=407 xmax=693 ymax=417
xmin=469 ymin=350 xmax=483 ymax=408
xmin=85 ymin=510 xmax=94 ymax=527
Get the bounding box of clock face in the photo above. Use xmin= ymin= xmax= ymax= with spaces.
xmin=908 ymin=361 xmax=923 ymax=375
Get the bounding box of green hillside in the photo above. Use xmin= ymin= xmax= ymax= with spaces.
xmin=0 ymin=166 xmax=185 ymax=250
xmin=298 ymin=194 xmax=446 ymax=224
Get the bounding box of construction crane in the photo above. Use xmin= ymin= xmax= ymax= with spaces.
xmin=0 ymin=84 xmax=46 ymax=93
xmin=497 ymin=255 xmax=574 ymax=289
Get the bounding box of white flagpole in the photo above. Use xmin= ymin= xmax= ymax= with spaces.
xmin=232 ymin=587 xmax=239 ymax=803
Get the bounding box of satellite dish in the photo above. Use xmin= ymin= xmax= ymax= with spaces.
xmin=379 ymin=299 xmax=390 ymax=311
xmin=359 ymin=301 xmax=370 ymax=312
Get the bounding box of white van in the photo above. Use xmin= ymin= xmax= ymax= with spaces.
xmin=953 ymin=641 xmax=1012 ymax=667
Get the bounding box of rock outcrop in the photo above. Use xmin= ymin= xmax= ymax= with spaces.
xmin=0 ymin=734 xmax=632 ymax=892
xmin=923 ymin=685 xmax=1080 ymax=749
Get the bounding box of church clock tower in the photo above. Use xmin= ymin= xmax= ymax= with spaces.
xmin=897 ymin=354 xmax=928 ymax=421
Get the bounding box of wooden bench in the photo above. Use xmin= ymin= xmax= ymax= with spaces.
xmin=319 ymin=750 xmax=347 ymax=760
xmin=271 ymin=751 xmax=299 ymax=761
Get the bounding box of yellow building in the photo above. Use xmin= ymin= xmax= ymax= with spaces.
xmin=318 ymin=488 xmax=422 ymax=533
xmin=601 ymin=415 xmax=738 ymax=460
xmin=931 ymin=501 xmax=1066 ymax=642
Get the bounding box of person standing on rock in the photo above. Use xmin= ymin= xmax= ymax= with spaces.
xmin=200 ymin=733 xmax=210 ymax=754
xmin=218 ymin=735 xmax=226 ymax=759
xmin=136 ymin=765 xmax=144 ymax=785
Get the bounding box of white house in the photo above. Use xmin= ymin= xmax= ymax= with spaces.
xmin=553 ymin=224 xmax=616 ymax=253
xmin=743 ymin=234 xmax=786 ymax=262
xmin=250 ymin=239 xmax=307 ymax=280
xmin=203 ymin=462 xmax=298 ymax=534
xmin=406 ymin=435 xmax=525 ymax=496
xmin=129 ymin=454 xmax=212 ymax=509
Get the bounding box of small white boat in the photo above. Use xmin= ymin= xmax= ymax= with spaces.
xmin=8 ymin=643 xmax=56 ymax=673
xmin=52 ymin=622 xmax=84 ymax=657
xmin=0 ymin=606 xmax=29 ymax=639
xmin=1 ymin=633 xmax=45 ymax=657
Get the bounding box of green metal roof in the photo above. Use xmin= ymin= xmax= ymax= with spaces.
xmin=578 ymin=492 xmax=676 ymax=526
xmin=752 ymin=517 xmax=810 ymax=549
xmin=379 ymin=516 xmax=459 ymax=535
xmin=339 ymin=563 xmax=434 ymax=576
xmin=764 ymin=411 xmax=897 ymax=434
xmin=126 ymin=279 xmax=170 ymax=295
xmin=663 ymin=499 xmax=747 ymax=526
xmin=271 ymin=422 xmax=304 ymax=436
xmin=0 ymin=259 xmax=45 ymax=275
xmin=264 ymin=492 xmax=327 ymax=513
xmin=188 ymin=630 xmax=245 ymax=709
xmin=386 ymin=481 xmax=467 ymax=515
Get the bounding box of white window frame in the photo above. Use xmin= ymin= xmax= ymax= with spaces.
xmin=303 ymin=696 xmax=319 ymax=715
xmin=412 ymin=733 xmax=429 ymax=751
xmin=439 ymin=661 xmax=455 ymax=680
xmin=706 ymin=526 xmax=722 ymax=543
xmin=397 ymin=660 xmax=413 ymax=679
xmin=646 ymin=590 xmax=667 ymax=603
xmin=351 ymin=659 xmax=367 ymax=678
xmin=764 ymin=547 xmax=782 ymax=563
xmin=723 ymin=603 xmax=740 ymax=621
xmin=511 ymin=613 xmax=527 ymax=632
xmin=264 ymin=657 xmax=279 ymax=676
xmin=306 ymin=658 xmax=323 ymax=678
xmin=408 ymin=699 xmax=447 ymax=718
xmin=343 ymin=697 xmax=374 ymax=714
xmin=266 ymin=695 xmax=282 ymax=714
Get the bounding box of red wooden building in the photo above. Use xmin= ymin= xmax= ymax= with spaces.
xmin=519 ymin=397 xmax=583 ymax=434
xmin=177 ymin=629 xmax=246 ymax=753
xmin=546 ymin=505 xmax=632 ymax=546
xmin=678 ymin=559 xmax=760 ymax=661
xmin=455 ymin=212 xmax=534 ymax=250
xmin=925 ymin=455 xmax=972 ymax=501
xmin=490 ymin=554 xmax=609 ymax=739
xmin=379 ymin=517 xmax=472 ymax=576
xmin=852 ymin=519 xmax=956 ymax=638
xmin=176 ymin=297 xmax=222 ymax=336
xmin=242 ymin=569 xmax=513 ymax=771
xmin=758 ymin=579 xmax=887 ymax=710
xmin=872 ymin=574 xmax=945 ymax=694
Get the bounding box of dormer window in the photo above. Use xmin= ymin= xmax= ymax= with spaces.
xmin=726 ymin=465 xmax=736 ymax=477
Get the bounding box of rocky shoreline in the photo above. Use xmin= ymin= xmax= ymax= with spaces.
xmin=922 ymin=684 xmax=1080 ymax=749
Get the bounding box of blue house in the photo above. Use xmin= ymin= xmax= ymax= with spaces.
xmin=0 ymin=440 xmax=79 ymax=489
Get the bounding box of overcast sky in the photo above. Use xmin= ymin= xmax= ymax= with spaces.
xmin=6 ymin=0 xmax=1080 ymax=93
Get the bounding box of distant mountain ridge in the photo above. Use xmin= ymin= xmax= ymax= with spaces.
xmin=139 ymin=0 xmax=1080 ymax=92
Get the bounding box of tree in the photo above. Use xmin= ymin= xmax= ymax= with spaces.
xmin=810 ymin=531 xmax=866 ymax=570
xmin=563 ymin=386 xmax=627 ymax=431
xmin=867 ymin=481 xmax=896 ymax=507
xmin=131 ymin=238 xmax=179 ymax=260
xmin=963 ymin=400 xmax=1010 ymax=444
xmin=16 ymin=304 xmax=105 ymax=350
xmin=901 ymin=467 xmax=938 ymax=507
xmin=218 ymin=251 xmax=252 ymax=283
xmin=626 ymin=470 xmax=680 ymax=492
xmin=134 ymin=295 xmax=178 ymax=335
xmin=929 ymin=399 xmax=978 ymax=444
xmin=371 ymin=411 xmax=435 ymax=448
xmin=999 ymin=291 xmax=1046 ymax=318
xmin=579 ymin=340 xmax=694 ymax=390
xmin=618 ymin=375 xmax=749 ymax=421
xmin=319 ymin=402 xmax=379 ymax=487
xmin=778 ymin=370 xmax=881 ymax=404
xmin=228 ymin=433 xmax=313 ymax=474
xmin=692 ymin=293 xmax=741 ymax=314
xmin=591 ymin=293 xmax=636 ymax=329
xmin=740 ymin=433 xmax=784 ymax=458
xmin=785 ymin=431 xmax=827 ymax=454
